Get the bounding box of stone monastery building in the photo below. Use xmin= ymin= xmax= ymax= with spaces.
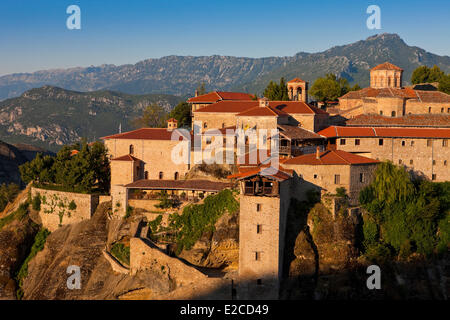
xmin=102 ymin=63 xmax=450 ymax=299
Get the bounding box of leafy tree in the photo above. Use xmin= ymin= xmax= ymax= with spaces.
xmin=411 ymin=65 xmax=450 ymax=94
xmin=168 ymin=102 xmax=191 ymax=128
xmin=132 ymin=104 xmax=168 ymax=128
xmin=359 ymin=161 xmax=449 ymax=258
xmin=19 ymin=141 xmax=110 ymax=194
xmin=263 ymin=77 xmax=289 ymax=100
xmin=310 ymin=74 xmax=360 ymax=102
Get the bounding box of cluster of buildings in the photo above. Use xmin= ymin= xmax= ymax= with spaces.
xmin=102 ymin=62 xmax=450 ymax=299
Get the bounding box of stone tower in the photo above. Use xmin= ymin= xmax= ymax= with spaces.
xmin=231 ymin=167 xmax=292 ymax=299
xmin=287 ymin=78 xmax=308 ymax=102
xmin=370 ymin=62 xmax=403 ymax=88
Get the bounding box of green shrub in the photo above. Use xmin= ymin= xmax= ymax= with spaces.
xmin=124 ymin=205 xmax=133 ymax=219
xmin=110 ymin=243 xmax=130 ymax=266
xmin=149 ymin=215 xmax=163 ymax=233
xmin=335 ymin=187 xmax=347 ymax=198
xmin=364 ymin=243 xmax=393 ymax=264
xmin=68 ymin=200 xmax=77 ymax=210
xmin=15 ymin=228 xmax=50 ymax=299
xmin=169 ymin=189 xmax=239 ymax=254
xmin=0 ymin=202 xmax=29 ymax=230
xmin=32 ymin=194 xmax=41 ymax=211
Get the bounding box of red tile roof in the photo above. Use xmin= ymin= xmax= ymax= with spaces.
xmin=237 ymin=105 xmax=289 ymax=117
xmin=193 ymin=100 xmax=258 ymax=113
xmin=101 ymin=128 xmax=192 ymax=141
xmin=340 ymin=87 xmax=418 ymax=99
xmin=194 ymin=100 xmax=327 ymax=115
xmin=282 ymin=149 xmax=379 ymax=165
xmin=318 ymin=126 xmax=450 ymax=138
xmin=124 ymin=179 xmax=232 ymax=192
xmin=227 ymin=166 xmax=292 ymax=181
xmin=346 ymin=114 xmax=450 ymax=128
xmin=371 ymin=62 xmax=403 ymax=71
xmin=288 ymin=77 xmax=306 ymax=83
xmin=111 ymin=154 xmax=141 ymax=162
xmin=187 ymin=91 xmax=254 ymax=103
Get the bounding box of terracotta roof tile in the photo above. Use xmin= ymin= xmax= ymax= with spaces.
xmin=278 ymin=125 xmax=324 ymax=140
xmin=111 ymin=154 xmax=142 ymax=162
xmin=318 ymin=126 xmax=450 ymax=138
xmin=227 ymin=166 xmax=292 ymax=181
xmin=282 ymin=149 xmax=379 ymax=165
xmin=101 ymin=128 xmax=192 ymax=141
xmin=346 ymin=114 xmax=450 ymax=128
xmin=288 ymin=77 xmax=306 ymax=83
xmin=193 ymin=100 xmax=258 ymax=113
xmin=237 ymin=105 xmax=288 ymax=117
xmin=371 ymin=62 xmax=403 ymax=71
xmin=187 ymin=91 xmax=254 ymax=103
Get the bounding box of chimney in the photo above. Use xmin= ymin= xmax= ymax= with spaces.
xmin=316 ymin=146 xmax=321 ymax=159
xmin=167 ymin=118 xmax=178 ymax=131
xmin=259 ymin=97 xmax=269 ymax=108
xmin=194 ymin=90 xmax=199 ymax=97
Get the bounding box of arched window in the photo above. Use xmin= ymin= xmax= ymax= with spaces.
xmin=174 ymin=172 xmax=179 ymax=180
xmin=391 ymin=111 xmax=396 ymax=117
xmin=296 ymin=87 xmax=302 ymax=100
xmin=159 ymin=172 xmax=163 ymax=180
xmin=379 ymin=110 xmax=383 ymax=115
xmin=129 ymin=145 xmax=134 ymax=154
xmin=144 ymin=171 xmax=148 ymax=179
xmin=428 ymin=107 xmax=432 ymax=113
xmin=388 ymin=77 xmax=391 ymax=87
xmin=203 ymin=122 xmax=207 ymax=129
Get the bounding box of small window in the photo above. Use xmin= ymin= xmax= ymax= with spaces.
xmin=391 ymin=111 xmax=396 ymax=117
xmin=159 ymin=172 xmax=163 ymax=179
xmin=174 ymin=172 xmax=179 ymax=180
xmin=340 ymin=139 xmax=346 ymax=145
xmin=206 ymin=137 xmax=212 ymax=145
xmin=441 ymin=108 xmax=444 ymax=113
xmin=257 ymin=224 xmax=262 ymax=234
xmin=379 ymin=139 xmax=384 ymax=146
xmin=448 ymin=108 xmax=450 ymax=113
xmin=359 ymin=173 xmax=364 ymax=183
xmin=401 ymin=141 xmax=405 ymax=146
xmin=256 ymin=203 xmax=262 ymax=212
xmin=410 ymin=141 xmax=415 ymax=146
xmin=399 ymin=159 xmax=402 ymax=164
xmin=314 ymin=174 xmax=318 ymax=179
xmin=444 ymin=160 xmax=448 ymax=166
xmin=410 ymin=160 xmax=413 ymax=165
xmin=222 ymin=123 xmax=225 ymax=128
xmin=144 ymin=171 xmax=148 ymax=179
xmin=433 ymin=160 xmax=436 ymax=165
xmin=443 ymin=139 xmax=448 ymax=147
xmin=355 ymin=139 xmax=360 ymax=146
xmin=334 ymin=174 xmax=340 ymax=184
xmin=255 ymin=252 xmax=260 ymax=261
xmin=129 ymin=145 xmax=134 ymax=155
xmin=432 ymin=174 xmax=437 ymax=181
xmin=427 ymin=139 xmax=432 ymax=147
xmin=379 ymin=110 xmax=383 ymax=115
xmin=428 ymin=107 xmax=432 ymax=113
xmin=203 ymin=122 xmax=207 ymax=129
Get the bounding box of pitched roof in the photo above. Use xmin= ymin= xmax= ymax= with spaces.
xmin=101 ymin=128 xmax=192 ymax=141
xmin=237 ymin=105 xmax=288 ymax=117
xmin=318 ymin=126 xmax=450 ymax=139
xmin=277 ymin=125 xmax=325 ymax=140
xmin=111 ymin=154 xmax=141 ymax=162
xmin=346 ymin=114 xmax=450 ymax=128
xmin=187 ymin=91 xmax=254 ymax=103
xmin=282 ymin=149 xmax=379 ymax=166
xmin=288 ymin=77 xmax=306 ymax=83
xmin=371 ymin=62 xmax=403 ymax=71
xmin=414 ymin=90 xmax=450 ymax=103
xmin=273 ymin=101 xmax=328 ymax=114
xmin=340 ymin=87 xmax=417 ymax=99
xmin=227 ymin=166 xmax=292 ymax=181
xmin=193 ymin=100 xmax=258 ymax=113
xmin=124 ymin=179 xmax=232 ymax=192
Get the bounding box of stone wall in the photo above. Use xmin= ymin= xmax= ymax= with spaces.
xmin=31 ymin=187 xmax=99 ymax=231
xmin=336 ymin=136 xmax=450 ymax=181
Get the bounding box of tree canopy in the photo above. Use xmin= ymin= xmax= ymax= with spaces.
xmin=131 ymin=104 xmax=168 ymax=129
xmin=411 ymin=65 xmax=450 ymax=94
xmin=20 ymin=141 xmax=110 ymax=194
xmin=168 ymin=102 xmax=191 ymax=128
xmin=263 ymin=78 xmax=289 ymax=101
xmin=310 ymin=73 xmax=360 ymax=102
xmin=359 ymin=161 xmax=449 ymax=261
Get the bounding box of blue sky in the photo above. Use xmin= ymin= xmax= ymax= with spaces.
xmin=0 ymin=0 xmax=449 ymax=76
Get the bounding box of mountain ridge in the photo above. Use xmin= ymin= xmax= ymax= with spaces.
xmin=1 ymin=33 xmax=449 ymax=100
